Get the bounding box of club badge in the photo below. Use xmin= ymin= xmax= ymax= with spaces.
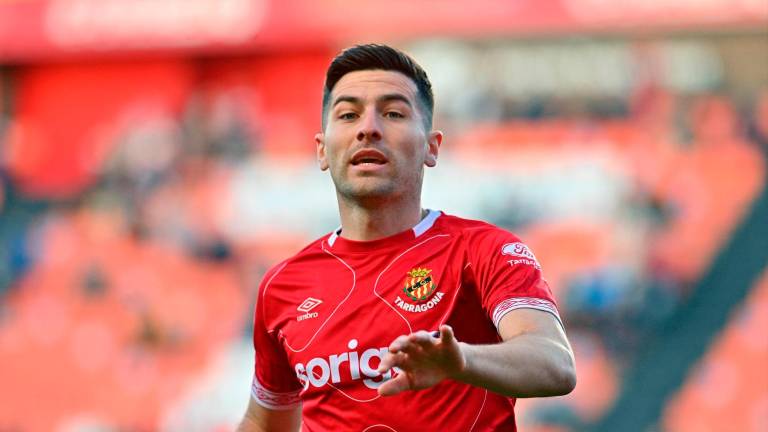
xmin=403 ymin=267 xmax=437 ymax=302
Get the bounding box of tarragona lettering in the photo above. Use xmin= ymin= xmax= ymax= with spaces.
xmin=394 ymin=291 xmax=445 ymax=313
xmin=507 ymin=258 xmax=541 ymax=270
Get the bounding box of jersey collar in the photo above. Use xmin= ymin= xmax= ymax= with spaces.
xmin=327 ymin=209 xmax=441 ymax=250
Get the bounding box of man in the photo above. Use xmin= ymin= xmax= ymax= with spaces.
xmin=238 ymin=44 xmax=576 ymax=431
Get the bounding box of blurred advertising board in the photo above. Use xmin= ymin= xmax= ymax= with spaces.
xmin=1 ymin=0 xmax=767 ymax=62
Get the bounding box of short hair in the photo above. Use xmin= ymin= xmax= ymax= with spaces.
xmin=321 ymin=44 xmax=434 ymax=130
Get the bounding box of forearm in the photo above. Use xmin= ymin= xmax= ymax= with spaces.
xmin=236 ymin=415 xmax=263 ymax=432
xmin=237 ymin=398 xmax=301 ymax=432
xmin=455 ymin=334 xmax=576 ymax=398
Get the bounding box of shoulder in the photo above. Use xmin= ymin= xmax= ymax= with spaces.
xmin=438 ymin=212 xmax=523 ymax=245
xmin=437 ymin=212 xmax=538 ymax=265
xmin=258 ymin=233 xmax=332 ymax=291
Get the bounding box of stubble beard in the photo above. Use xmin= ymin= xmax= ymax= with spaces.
xmin=335 ymin=176 xmax=397 ymax=207
xmin=333 ymin=169 xmax=424 ymax=208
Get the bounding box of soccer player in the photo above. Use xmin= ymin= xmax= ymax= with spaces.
xmin=237 ymin=44 xmax=576 ymax=431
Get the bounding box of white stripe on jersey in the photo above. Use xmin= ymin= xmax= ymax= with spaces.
xmin=492 ymin=297 xmax=562 ymax=330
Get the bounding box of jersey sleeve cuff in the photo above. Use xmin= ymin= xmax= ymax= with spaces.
xmin=492 ymin=297 xmax=563 ymax=330
xmin=251 ymin=376 xmax=301 ymax=410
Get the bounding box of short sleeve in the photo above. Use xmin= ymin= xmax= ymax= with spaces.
xmin=251 ymin=267 xmax=303 ymax=410
xmin=466 ymin=226 xmax=562 ymax=330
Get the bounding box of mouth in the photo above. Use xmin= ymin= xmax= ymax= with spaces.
xmin=350 ymin=149 xmax=389 ymax=166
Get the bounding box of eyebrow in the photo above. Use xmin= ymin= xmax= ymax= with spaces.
xmin=332 ymin=93 xmax=414 ymax=108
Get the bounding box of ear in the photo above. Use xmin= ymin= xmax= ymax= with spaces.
xmin=424 ymin=130 xmax=443 ymax=168
xmin=315 ymin=132 xmax=329 ymax=171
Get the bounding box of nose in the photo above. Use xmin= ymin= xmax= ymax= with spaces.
xmin=356 ymin=111 xmax=382 ymax=142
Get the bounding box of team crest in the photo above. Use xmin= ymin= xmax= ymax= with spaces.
xmin=403 ymin=267 xmax=437 ymax=302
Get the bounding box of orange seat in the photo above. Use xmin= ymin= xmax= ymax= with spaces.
xmin=663 ymin=270 xmax=768 ymax=432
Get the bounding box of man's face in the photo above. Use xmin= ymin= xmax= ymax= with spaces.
xmin=315 ymin=70 xmax=442 ymax=205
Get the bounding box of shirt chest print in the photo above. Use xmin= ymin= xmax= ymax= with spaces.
xmin=395 ymin=266 xmax=445 ymax=313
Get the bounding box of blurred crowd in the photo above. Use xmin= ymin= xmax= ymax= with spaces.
xmin=0 ymin=55 xmax=766 ymax=429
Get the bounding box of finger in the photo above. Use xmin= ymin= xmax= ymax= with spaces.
xmin=440 ymin=324 xmax=456 ymax=344
xmin=377 ymin=371 xmax=412 ymax=397
xmin=391 ymin=335 xmax=426 ymax=357
xmin=377 ymin=351 xmax=405 ymax=373
xmin=398 ymin=340 xmax=425 ymax=357
xmin=388 ymin=335 xmax=412 ymax=353
xmin=408 ymin=330 xmax=435 ymax=344
xmin=408 ymin=330 xmax=437 ymax=349
xmin=377 ymin=352 xmax=396 ymax=373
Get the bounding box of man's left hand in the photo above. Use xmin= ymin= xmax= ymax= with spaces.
xmin=376 ymin=325 xmax=466 ymax=396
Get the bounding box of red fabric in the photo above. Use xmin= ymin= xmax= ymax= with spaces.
xmin=252 ymin=211 xmax=559 ymax=431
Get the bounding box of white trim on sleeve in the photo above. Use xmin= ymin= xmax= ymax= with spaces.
xmin=492 ymin=297 xmax=563 ymax=330
xmin=251 ymin=376 xmax=301 ymax=410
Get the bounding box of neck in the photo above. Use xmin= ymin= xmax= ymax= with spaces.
xmin=336 ymin=194 xmax=425 ymax=242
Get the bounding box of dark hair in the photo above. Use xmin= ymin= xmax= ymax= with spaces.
xmin=321 ymin=44 xmax=434 ymax=130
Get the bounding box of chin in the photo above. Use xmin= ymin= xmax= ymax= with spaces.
xmin=338 ymin=180 xmax=397 ymax=201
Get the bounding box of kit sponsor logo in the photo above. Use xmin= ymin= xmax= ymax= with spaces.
xmin=294 ymin=339 xmax=399 ymax=390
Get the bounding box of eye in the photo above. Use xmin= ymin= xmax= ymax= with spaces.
xmin=384 ymin=111 xmax=405 ymax=119
xmin=338 ymin=112 xmax=358 ymax=120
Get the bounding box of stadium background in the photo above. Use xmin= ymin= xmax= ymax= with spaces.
xmin=0 ymin=0 xmax=767 ymax=430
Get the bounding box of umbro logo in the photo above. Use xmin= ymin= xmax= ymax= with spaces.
xmin=297 ymin=297 xmax=322 ymax=321
xmin=297 ymin=297 xmax=322 ymax=313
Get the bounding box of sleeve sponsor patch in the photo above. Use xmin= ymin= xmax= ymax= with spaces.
xmin=501 ymin=242 xmax=541 ymax=269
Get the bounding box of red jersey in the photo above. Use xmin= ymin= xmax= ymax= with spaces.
xmin=251 ymin=210 xmax=561 ymax=431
